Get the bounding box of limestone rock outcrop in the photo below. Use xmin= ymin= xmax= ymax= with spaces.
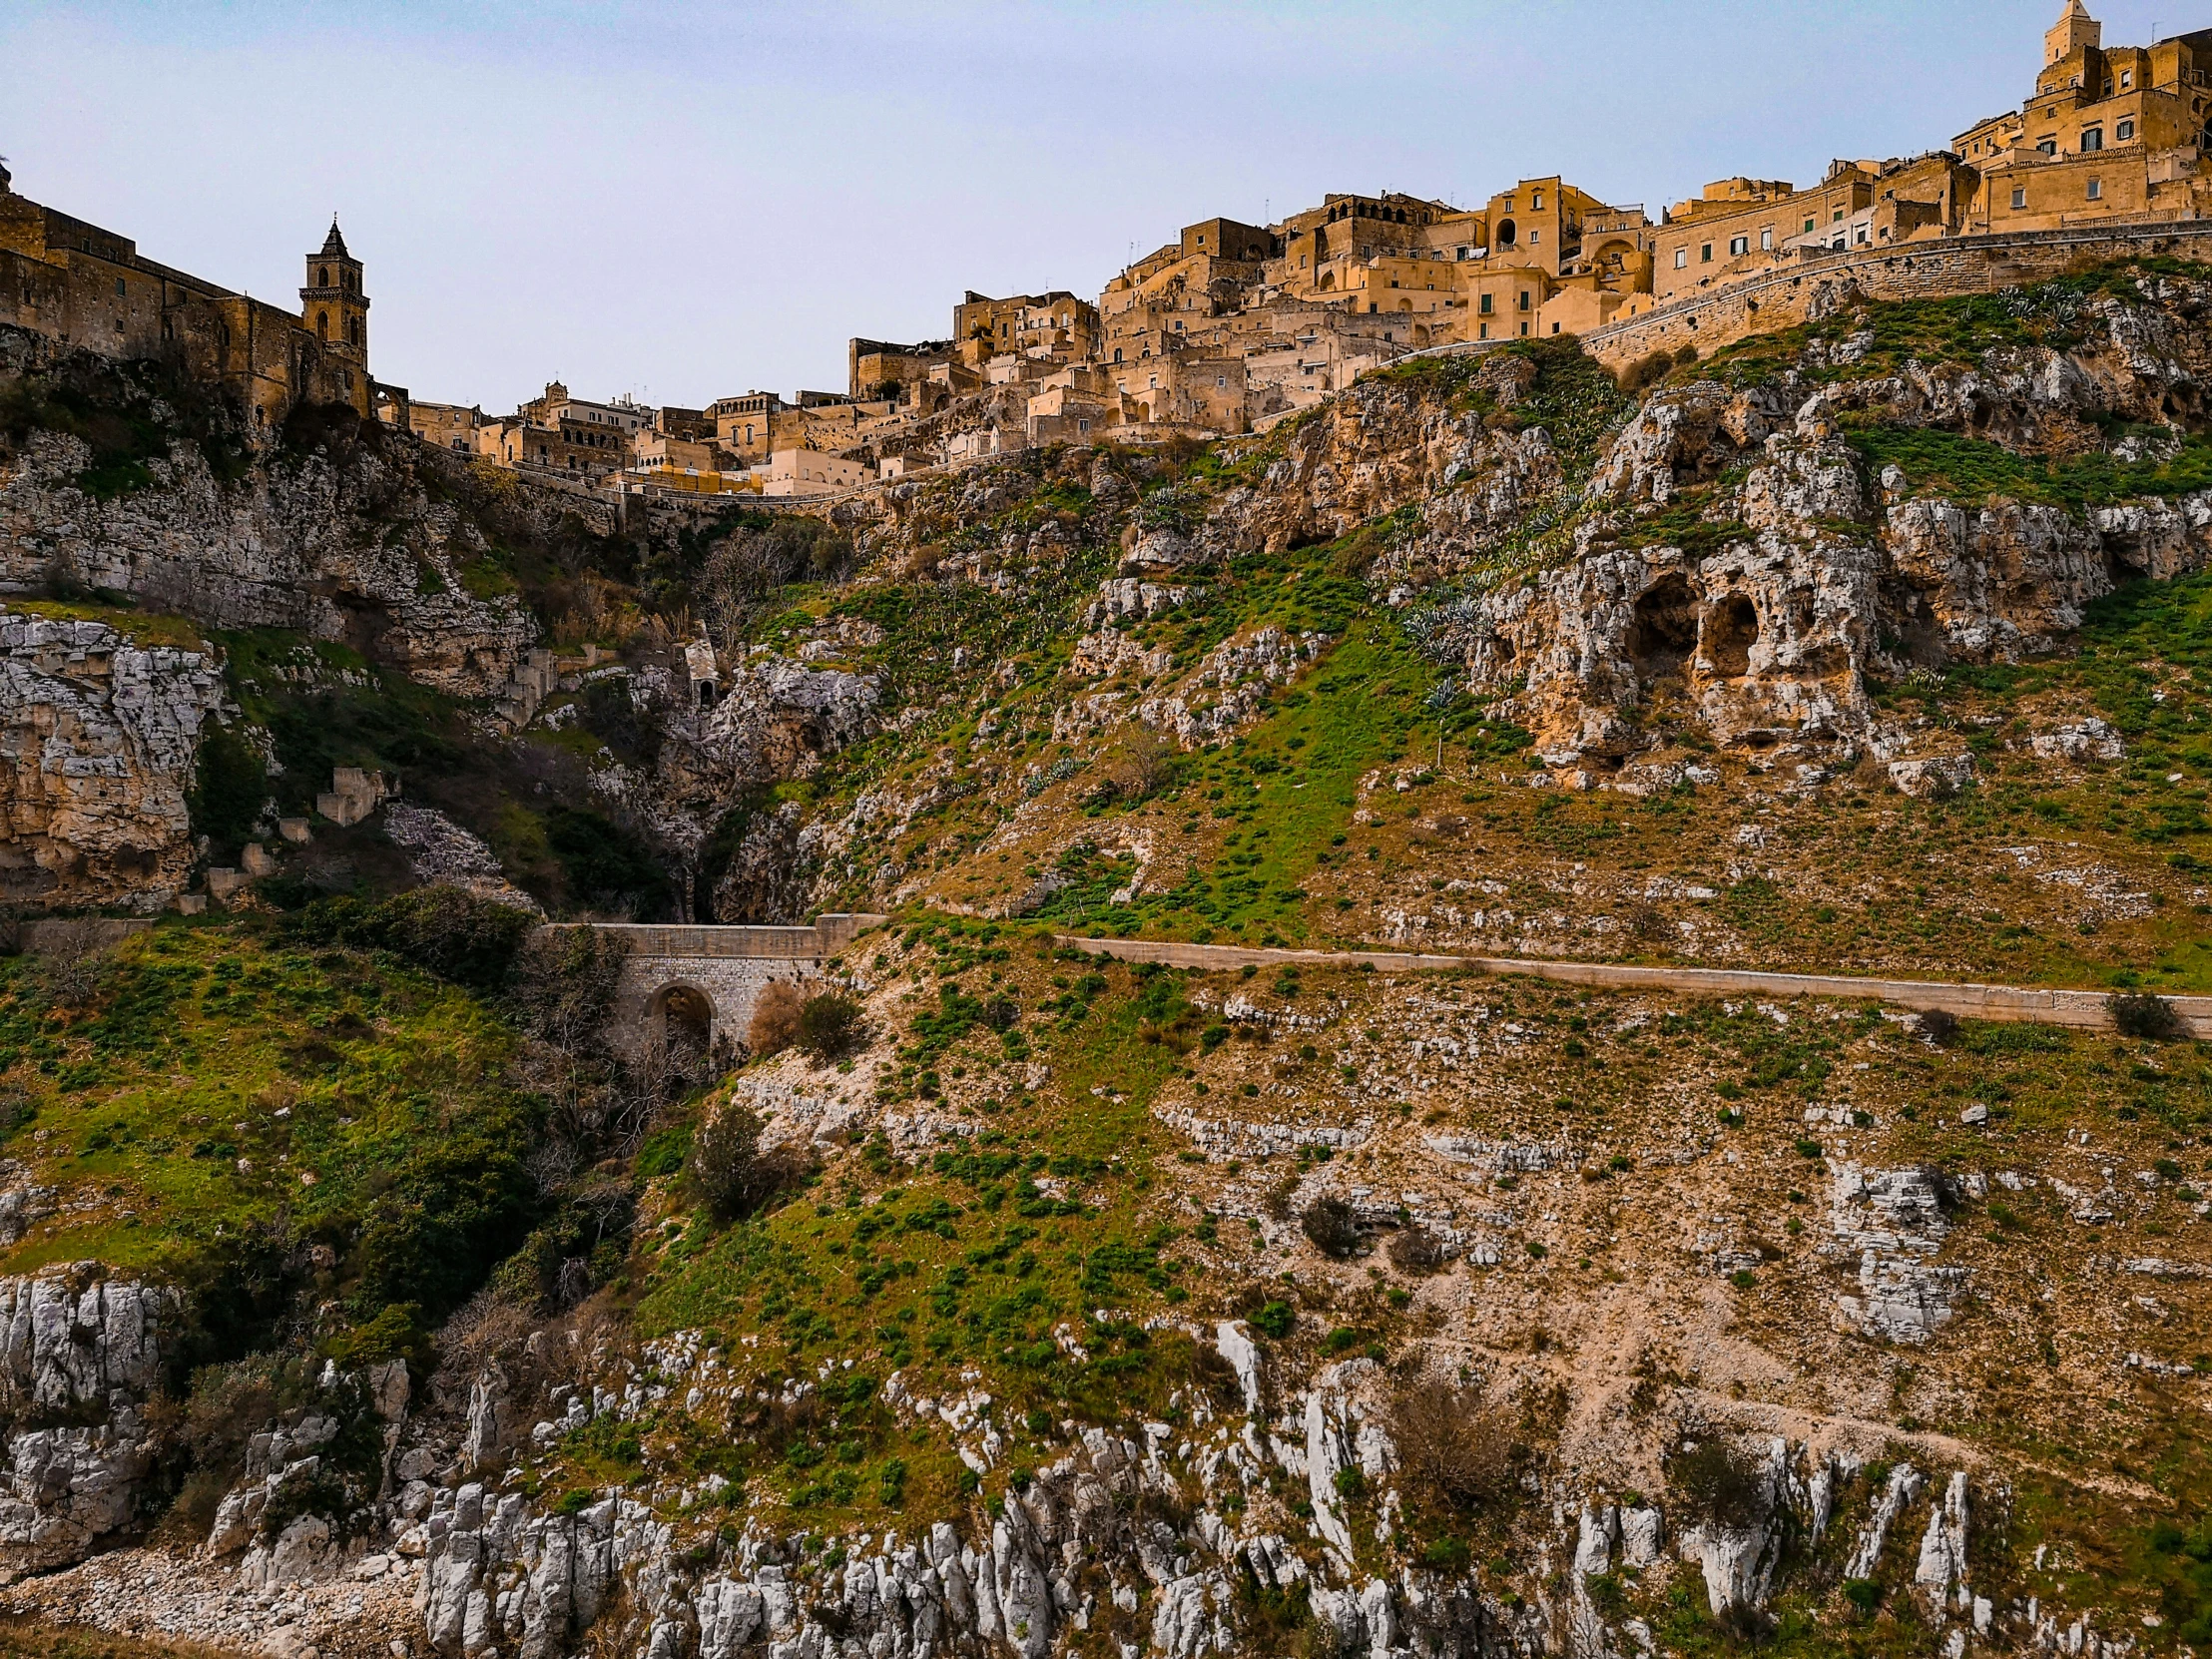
xmin=0 ymin=1265 xmax=176 ymax=1572
xmin=0 ymin=608 xmax=225 ymax=909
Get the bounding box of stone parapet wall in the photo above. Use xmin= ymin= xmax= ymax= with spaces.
xmin=1579 ymin=221 xmax=2212 ymax=368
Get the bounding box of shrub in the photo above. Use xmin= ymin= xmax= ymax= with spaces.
xmin=291 ymin=885 xmax=536 ymax=993
xmin=187 ymin=722 xmax=269 ymax=847
xmin=1251 ymin=1300 xmax=1295 ymax=1340
xmin=748 ymin=980 xmax=805 ymax=1057
xmin=683 ymin=1101 xmax=809 ymax=1225
xmin=1917 ymin=1007 xmax=1959 ymax=1046
xmin=1669 ymin=1436 xmax=1769 ymax=1531
xmin=1391 ymin=1380 xmax=1516 ymax=1512
xmin=1419 ymin=1536 xmax=1471 ymax=1570
xmin=1091 ymin=733 xmax=1172 ymax=807
xmin=1301 ymin=1196 xmax=1363 ymax=1257
xmin=2112 ymin=990 xmax=2185 ymax=1042
xmin=797 ymin=992 xmax=865 ymax=1062
xmin=1617 ymin=350 xmax=1674 ymax=394
xmin=1386 ymin=1224 xmax=1445 ymax=1275
xmin=685 ymin=1101 xmax=766 ymax=1225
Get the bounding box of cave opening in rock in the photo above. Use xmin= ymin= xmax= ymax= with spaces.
xmin=1703 ymin=593 xmax=1759 ymax=678
xmin=1627 ymin=574 xmax=1700 ymax=683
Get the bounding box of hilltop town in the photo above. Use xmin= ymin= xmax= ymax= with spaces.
xmin=8 ymin=7 xmax=2212 ymax=1659
xmin=12 ymin=2 xmax=2212 ymax=504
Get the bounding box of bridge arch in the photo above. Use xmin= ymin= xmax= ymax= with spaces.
xmin=649 ymin=981 xmax=716 ymax=1055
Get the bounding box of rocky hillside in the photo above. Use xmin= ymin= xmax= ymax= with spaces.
xmin=0 ymin=263 xmax=2209 ymax=1658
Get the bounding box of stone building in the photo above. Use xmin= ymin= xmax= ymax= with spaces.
xmin=479 ymin=382 xmax=637 ymax=478
xmin=0 ymin=165 xmax=389 ymax=433
xmin=761 ymin=448 xmax=871 ymax=496
xmin=709 ymin=391 xmax=803 ymax=464
xmin=1956 ymin=3 xmax=2212 ymax=232
xmin=404 ymin=400 xmax=483 ymax=453
xmin=847 ymin=336 xmax=954 ymax=402
xmin=953 ymin=290 xmax=1099 ymax=360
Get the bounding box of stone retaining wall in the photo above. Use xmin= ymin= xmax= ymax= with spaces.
xmin=1057 ymin=934 xmax=2212 ymax=1038
xmin=1580 ymin=220 xmax=2212 ymax=369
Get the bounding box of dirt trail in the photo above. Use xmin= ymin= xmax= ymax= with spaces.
xmin=1055 ymin=934 xmax=2212 ymax=1037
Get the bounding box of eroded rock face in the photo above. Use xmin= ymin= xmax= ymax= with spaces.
xmin=0 ymin=427 xmax=539 ymax=701
xmin=1829 ymin=1165 xmax=1967 ymax=1344
xmin=1328 ymin=285 xmax=2212 ymax=766
xmin=0 ymin=610 xmax=225 ymax=909
xmin=0 ymin=1265 xmax=176 ymax=1572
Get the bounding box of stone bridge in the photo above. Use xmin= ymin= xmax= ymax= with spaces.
xmin=544 ymin=914 xmax=888 ymax=1055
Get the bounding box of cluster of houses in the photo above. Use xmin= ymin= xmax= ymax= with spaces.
xmin=11 ymin=5 xmax=2209 ymax=503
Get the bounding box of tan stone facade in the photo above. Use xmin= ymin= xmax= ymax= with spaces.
xmin=0 ymin=166 xmax=385 ymax=433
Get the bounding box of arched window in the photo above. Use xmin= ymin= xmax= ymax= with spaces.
xmin=349 ymin=317 xmax=361 ymax=345
xmin=318 ymin=267 xmax=329 ymax=287
xmin=316 ymin=310 xmax=328 ymax=339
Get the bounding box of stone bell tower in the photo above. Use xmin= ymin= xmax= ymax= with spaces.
xmin=2046 ymin=0 xmax=2100 ymax=66
xmin=299 ymin=218 xmax=369 ymax=364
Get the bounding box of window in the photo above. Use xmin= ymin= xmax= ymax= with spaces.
xmin=1551 ymin=322 xmax=1561 ymax=334
xmin=1528 ymin=229 xmax=1540 ymax=244
xmin=1760 ymin=227 xmax=1773 ymax=250
xmin=1518 ymin=290 xmax=1530 ymax=310
xmin=2087 ymin=178 xmax=2103 ymax=200
xmin=1479 ymin=292 xmax=1493 ymax=313
xmin=2081 ymin=127 xmax=2103 ymax=152
xmin=1730 ymin=236 xmax=1750 ymax=257
xmin=1804 ymin=217 xmax=1816 ymax=234
xmin=1478 ymin=322 xmax=1488 ymax=339
xmin=1833 ymin=208 xmax=1845 ymax=223
xmin=1700 ymin=243 xmax=1713 ymax=263
xmin=1674 ymin=248 xmax=1689 ymax=269
xmin=2038 ymin=138 xmax=2057 ymax=155
xmin=2117 ymin=119 xmax=2135 ymax=140
xmin=2122 ymin=70 xmax=2133 ymax=88
xmin=114 ymin=277 xmax=125 ymax=297
xmin=1531 ymin=192 xmax=1544 ymax=209
xmin=2012 ymin=186 xmax=2027 ymax=210
xmin=1520 ymin=321 xmax=1529 ymax=335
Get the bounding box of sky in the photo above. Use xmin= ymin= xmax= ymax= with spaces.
xmin=0 ymin=0 xmax=2169 ymax=412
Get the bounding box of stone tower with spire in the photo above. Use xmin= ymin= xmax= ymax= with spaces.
xmin=298 ymin=218 xmax=368 ymax=366
xmin=2046 ymin=0 xmax=2101 ymax=67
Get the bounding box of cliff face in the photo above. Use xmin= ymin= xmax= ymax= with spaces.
xmin=0 ymin=608 xmax=225 ymax=909
xmin=0 ymin=1264 xmax=173 ymax=1573
xmin=0 ymin=325 xmax=540 ymax=702
xmin=6 ymin=268 xmax=2212 ymax=1659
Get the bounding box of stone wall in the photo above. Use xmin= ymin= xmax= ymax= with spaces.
xmin=1581 ymin=220 xmax=2212 ymax=368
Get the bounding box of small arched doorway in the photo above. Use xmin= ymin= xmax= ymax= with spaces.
xmin=650 ymin=983 xmax=715 ymax=1056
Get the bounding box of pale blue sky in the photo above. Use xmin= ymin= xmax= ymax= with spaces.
xmin=1 ymin=1 xmax=2167 ymax=412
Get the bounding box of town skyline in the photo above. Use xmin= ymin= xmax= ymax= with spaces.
xmin=3 ymin=0 xmax=2160 ymax=412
